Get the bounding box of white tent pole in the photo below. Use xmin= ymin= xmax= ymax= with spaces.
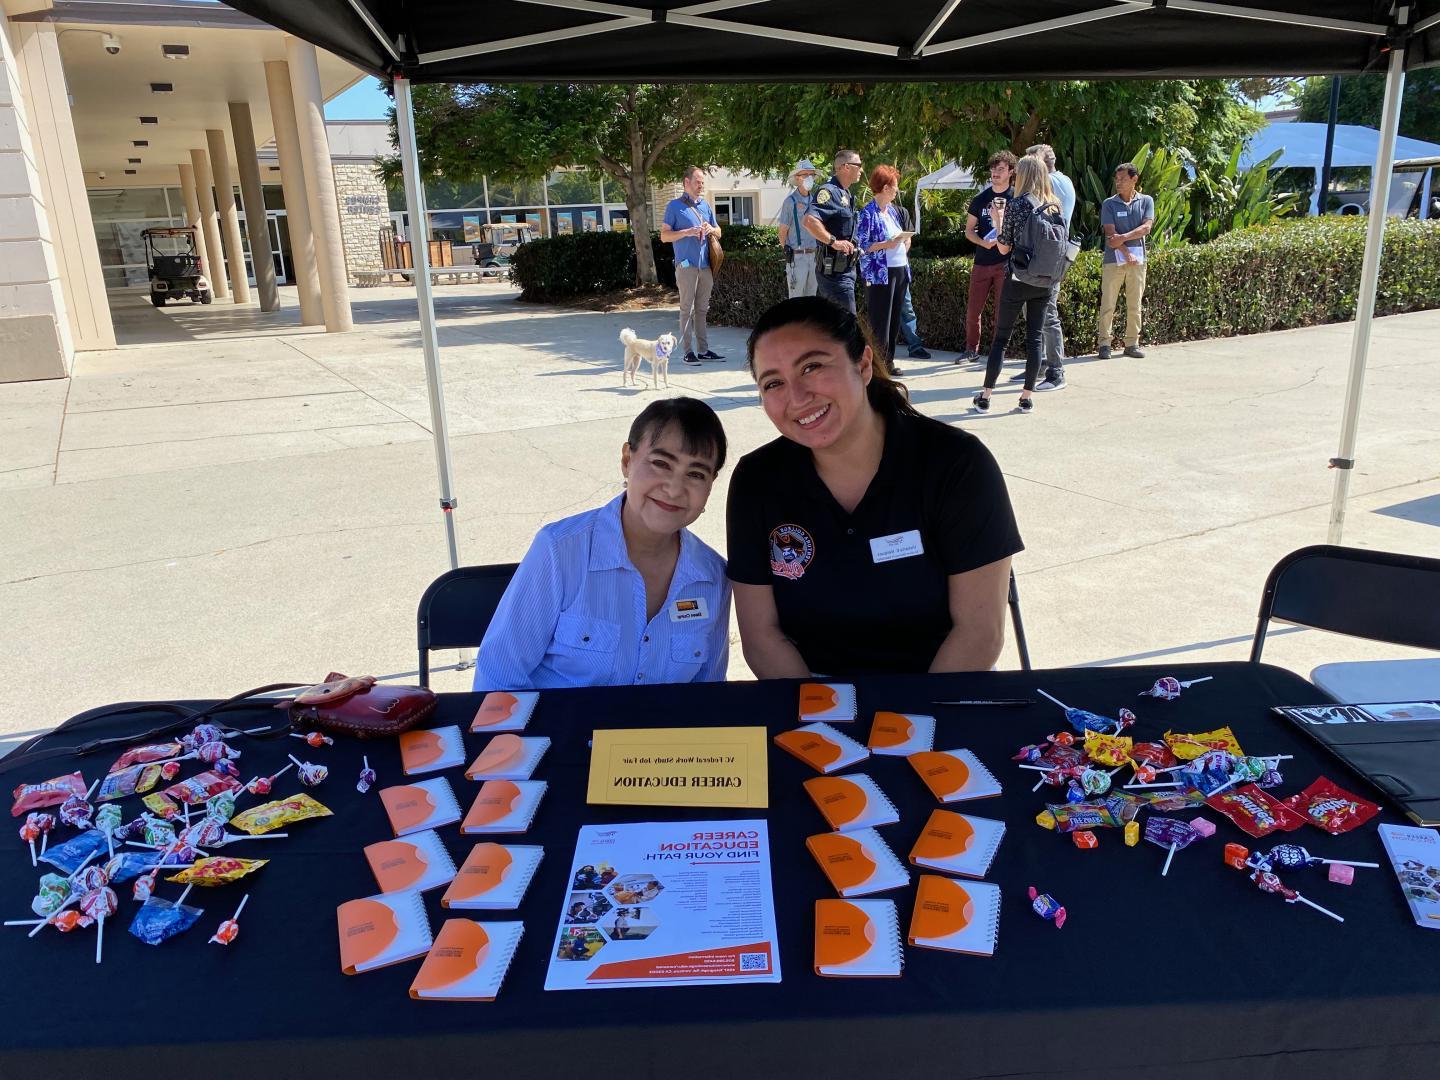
xmin=394 ymin=75 xmax=461 ymax=570
xmin=1326 ymin=42 xmax=1406 ymax=545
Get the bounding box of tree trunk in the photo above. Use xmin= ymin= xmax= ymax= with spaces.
xmin=623 ymin=176 xmax=658 ymax=286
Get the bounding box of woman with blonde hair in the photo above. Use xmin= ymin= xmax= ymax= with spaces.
xmin=973 ymin=154 xmax=1064 ymax=414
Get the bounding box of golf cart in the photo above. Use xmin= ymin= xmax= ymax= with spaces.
xmin=143 ymin=226 xmax=212 ymax=307
xmin=473 ymin=222 xmax=536 ymax=268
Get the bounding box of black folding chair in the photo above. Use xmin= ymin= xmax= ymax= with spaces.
xmin=1008 ymin=568 xmax=1032 ymax=671
xmin=416 ymin=563 xmax=519 ymax=688
xmin=1249 ymin=544 xmax=1440 ymax=662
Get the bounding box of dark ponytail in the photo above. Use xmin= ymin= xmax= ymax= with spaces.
xmin=745 ymin=296 xmax=919 ymax=418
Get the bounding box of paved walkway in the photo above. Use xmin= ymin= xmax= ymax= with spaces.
xmin=3 ymin=283 xmax=1437 ymax=743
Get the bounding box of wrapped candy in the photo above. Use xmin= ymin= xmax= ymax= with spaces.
xmin=1208 ymin=784 xmax=1307 ymax=838
xmin=142 ymin=816 xmax=176 ymax=849
xmin=166 ymin=857 xmax=268 ymax=886
xmin=1247 ymin=867 xmax=1344 ymax=921
xmin=288 ymin=755 xmax=328 ymax=787
xmin=132 ymin=869 xmax=159 ymax=903
xmin=1124 ymin=820 xmax=1140 ymax=847
xmin=195 ymin=740 xmax=240 ymax=766
xmin=1164 ymin=726 xmax=1243 ymax=761
xmin=1252 ymin=843 xmax=1378 ymax=874
xmin=94 ymin=803 xmax=123 ymax=857
xmin=110 ymin=741 xmax=183 ymax=771
xmin=1145 ymin=817 xmax=1201 ymax=876
xmin=32 ymin=812 xmax=55 ymax=855
xmin=101 ymin=852 xmax=166 ymax=884
xmin=356 ymin=756 xmax=376 ymax=795
xmin=1223 ymin=842 xmax=1251 ymax=869
xmin=163 ymin=770 xmax=242 ymax=806
xmin=229 ymin=793 xmax=331 ymax=835
xmin=1028 ymin=887 xmax=1067 ymax=928
xmin=31 ymin=873 xmax=71 ymax=917
xmin=20 ymin=813 xmax=45 ymax=866
xmin=1130 ymin=741 xmax=1180 ymax=770
xmin=1083 ymin=731 xmax=1133 ymax=768
xmin=290 ymin=731 xmax=333 ymax=748
xmin=80 ymin=885 xmax=118 ymax=963
xmin=1139 ymin=675 xmax=1213 ymax=701
xmin=1283 ymin=777 xmax=1381 ymax=835
xmin=206 ymin=792 xmax=237 ymax=823
xmin=39 ymin=829 xmax=109 ymax=874
xmin=11 ymin=772 xmax=86 ymax=816
xmin=73 ymin=864 xmax=111 ymax=893
xmin=58 ymin=780 xmax=100 ymax=830
xmin=181 ymin=723 xmax=226 ymax=751
xmin=1128 ymin=788 xmax=1206 ymax=812
xmin=1037 ymin=690 xmax=1135 ymax=735
xmin=142 ymin=792 xmax=181 ymax=820
xmin=1045 ymin=799 xmax=1126 ymax=834
xmin=209 ymin=894 xmax=249 ymax=946
xmin=128 ymin=896 xmax=203 ymax=945
xmin=243 ymin=761 xmax=294 ymax=798
xmin=96 ymin=762 xmax=169 ymax=803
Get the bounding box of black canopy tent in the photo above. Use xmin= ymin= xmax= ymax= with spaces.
xmin=225 ymin=0 xmax=1440 ymax=563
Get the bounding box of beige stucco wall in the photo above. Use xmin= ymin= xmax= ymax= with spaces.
xmin=0 ymin=0 xmax=70 ymax=381
xmin=332 ymin=159 xmax=387 ymax=279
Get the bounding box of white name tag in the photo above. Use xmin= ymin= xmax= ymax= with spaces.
xmin=870 ymin=530 xmax=924 ymax=564
xmin=670 ymin=597 xmax=709 ymax=622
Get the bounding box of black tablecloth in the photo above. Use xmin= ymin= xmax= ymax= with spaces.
xmin=2 ymin=663 xmax=1437 ymax=1080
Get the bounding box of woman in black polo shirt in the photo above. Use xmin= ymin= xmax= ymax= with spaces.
xmin=727 ymin=297 xmax=1023 ymax=677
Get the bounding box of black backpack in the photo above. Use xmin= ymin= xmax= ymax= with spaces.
xmin=1010 ymin=194 xmax=1078 ymax=288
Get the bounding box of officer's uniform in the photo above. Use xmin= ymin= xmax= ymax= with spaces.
xmin=805 ymin=174 xmax=858 ymax=313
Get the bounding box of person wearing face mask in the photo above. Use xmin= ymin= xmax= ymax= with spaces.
xmin=473 ymin=398 xmax=731 ymax=690
xmin=777 ymin=159 xmax=819 ymax=298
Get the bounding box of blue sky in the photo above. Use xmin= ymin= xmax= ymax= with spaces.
xmin=327 ymin=77 xmax=391 ymax=120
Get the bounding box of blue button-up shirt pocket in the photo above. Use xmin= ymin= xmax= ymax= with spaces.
xmin=549 ymin=610 xmax=621 ymax=683
xmin=669 ymin=629 xmax=710 ymax=680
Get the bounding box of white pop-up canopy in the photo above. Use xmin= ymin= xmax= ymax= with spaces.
xmin=1243 ymin=121 xmax=1440 ymax=215
xmin=912 ymin=161 xmax=977 ymax=234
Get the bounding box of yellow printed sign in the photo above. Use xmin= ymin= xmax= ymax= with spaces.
xmin=587 ymin=727 xmax=769 ymax=808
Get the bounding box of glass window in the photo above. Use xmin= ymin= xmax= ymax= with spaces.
xmin=488 ymin=179 xmax=547 ymax=207
xmin=609 ymin=208 xmax=631 ymax=232
xmin=264 ymin=184 xmax=286 ymax=211
xmin=88 ymin=187 xmax=171 ymax=222
xmin=547 ymin=170 xmax=602 ymax=205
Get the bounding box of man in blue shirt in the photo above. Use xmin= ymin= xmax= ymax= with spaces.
xmin=776 ymin=158 xmax=819 ymax=298
xmin=802 ymin=150 xmax=863 ymax=313
xmin=1098 ymin=162 xmax=1155 ymax=359
xmin=661 ymin=167 xmax=724 ymax=365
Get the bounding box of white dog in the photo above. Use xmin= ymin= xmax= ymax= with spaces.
xmin=619 ymin=327 xmax=677 ymax=389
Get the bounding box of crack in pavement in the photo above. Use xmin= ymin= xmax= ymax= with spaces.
xmin=1223 ymin=366 xmax=1325 ymax=405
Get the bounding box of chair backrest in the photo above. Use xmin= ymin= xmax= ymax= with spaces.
xmin=416 ymin=563 xmax=519 ymax=687
xmin=1250 ymin=544 xmax=1440 ymax=662
xmin=1008 ymin=569 xmax=1032 ymax=671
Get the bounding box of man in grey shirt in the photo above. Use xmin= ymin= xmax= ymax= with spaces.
xmin=1097 ymin=162 xmax=1155 ymax=360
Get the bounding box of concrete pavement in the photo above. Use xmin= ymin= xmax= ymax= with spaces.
xmin=2 ymin=282 xmax=1437 ymax=744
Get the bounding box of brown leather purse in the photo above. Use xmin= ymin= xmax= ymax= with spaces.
xmin=284 ymin=673 xmax=437 ymax=739
xmin=707 ymin=232 xmax=725 ymax=274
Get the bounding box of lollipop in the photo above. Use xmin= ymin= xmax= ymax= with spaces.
xmin=1257 ymin=844 xmax=1379 ymax=873
xmin=80 ymin=885 xmax=118 ymax=963
xmin=58 ymin=779 xmax=100 ymax=830
xmin=206 ymin=792 xmax=237 ymax=823
xmin=356 ymin=756 xmax=376 ymax=794
xmin=20 ymin=814 xmax=44 ymax=866
xmin=290 ymin=731 xmax=333 ymax=748
xmin=1037 ymin=689 xmax=1135 ymax=736
xmin=142 ymin=816 xmax=176 ymax=849
xmin=1139 ymin=675 xmax=1213 ymax=701
xmin=195 ymin=740 xmax=240 ymax=766
xmin=1248 ymin=867 xmax=1344 ymax=921
xmin=242 ymin=761 xmax=294 ymax=798
xmin=1145 ymin=817 xmax=1201 ymax=876
xmin=132 ymin=869 xmax=159 ymax=903
xmin=34 ymin=812 xmax=55 ymax=855
xmin=209 ymin=893 xmax=250 ymax=945
xmin=182 ymin=723 xmax=227 ymax=751
xmin=94 ymin=803 xmax=123 ymax=858
xmin=288 ymin=754 xmax=328 ymax=787
xmin=30 ymin=873 xmax=71 ymax=917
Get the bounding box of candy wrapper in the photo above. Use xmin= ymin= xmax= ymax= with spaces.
xmin=163 ymin=769 xmax=242 ymax=806
xmin=356 ymin=756 xmax=376 ymax=794
xmin=1130 ymin=742 xmax=1180 ymax=769
xmin=288 ymin=754 xmax=328 ymax=787
xmin=129 ymin=897 xmax=203 ymax=945
xmin=1038 ymin=690 xmax=1136 ymax=735
xmin=1083 ymin=731 xmax=1133 ymax=768
xmin=1139 ymin=675 xmax=1213 ymax=701
xmin=12 ymin=772 xmax=87 ymax=817
xmin=206 ymin=791 xmax=237 ymax=823
xmin=96 ymin=762 xmax=168 ymax=802
xmin=111 ymin=741 xmax=183 ymax=771
xmin=1046 ymin=798 xmax=1127 ymax=833
xmin=209 ymin=894 xmax=249 ymax=945
xmin=59 ymin=786 xmax=96 ymax=830
xmin=31 ymin=873 xmax=72 ymax=917
xmin=101 ymin=851 xmax=165 ymax=884
xmin=167 ymin=856 xmax=267 ymax=886
xmin=229 ymin=793 xmax=331 ymax=835
xmin=142 ymin=791 xmax=181 ymax=820
xmin=1282 ymin=777 xmax=1381 ymax=835
xmin=38 ymin=829 xmax=109 ymax=874
xmin=1145 ymin=817 xmax=1202 ymax=875
xmin=1028 ymin=887 xmax=1067 ymax=928
xmin=1207 ymin=784 xmax=1307 ymax=838
xmin=182 ymin=723 xmax=226 ymax=751
xmin=132 ymin=870 xmax=159 ymax=903
xmin=1164 ymin=727 xmax=1243 ymax=761
xmin=1130 ymin=789 xmax=1206 ymax=811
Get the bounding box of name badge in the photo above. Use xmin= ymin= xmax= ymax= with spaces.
xmin=670 ymin=597 xmax=709 ymax=622
xmin=869 ymin=530 xmax=924 ymax=564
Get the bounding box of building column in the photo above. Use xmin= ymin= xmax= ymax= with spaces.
xmin=228 ymin=101 xmax=277 ymax=312
xmin=10 ymin=21 xmax=114 ymax=354
xmin=190 ymin=146 xmax=229 ymax=300
xmin=177 ymin=163 xmax=212 ymax=287
xmin=285 ymin=35 xmax=351 ymax=331
xmin=264 ymin=59 xmax=320 ymax=325
xmin=205 ymin=127 xmax=250 ymax=305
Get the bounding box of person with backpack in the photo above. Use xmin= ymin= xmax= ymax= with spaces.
xmin=972 ymin=155 xmax=1073 ymax=414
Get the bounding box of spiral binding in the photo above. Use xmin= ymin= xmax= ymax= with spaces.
xmin=864 ymin=776 xmax=902 ymax=825
xmin=866 ymin=829 xmax=910 ymax=889
xmin=878 ymin=901 xmax=906 ymax=973
xmin=488 ymin=923 xmax=526 ymax=991
xmin=504 ymin=846 xmax=544 ymax=904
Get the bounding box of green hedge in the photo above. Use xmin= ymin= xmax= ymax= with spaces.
xmin=707 ymin=217 xmax=1440 ymax=352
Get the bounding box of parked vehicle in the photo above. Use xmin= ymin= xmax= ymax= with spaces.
xmin=143 ymin=226 xmax=212 ymax=307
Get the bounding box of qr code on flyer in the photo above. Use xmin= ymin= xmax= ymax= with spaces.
xmin=739 ymin=951 xmax=769 ymax=972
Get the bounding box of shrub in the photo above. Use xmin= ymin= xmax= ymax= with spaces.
xmin=708 ymin=217 xmax=1440 ymax=352
xmin=510 ymin=231 xmax=635 ymax=301
xmin=909 ymin=231 xmax=975 ymax=260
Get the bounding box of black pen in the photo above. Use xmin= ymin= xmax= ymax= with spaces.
xmin=931 ymin=699 xmax=1036 ymax=708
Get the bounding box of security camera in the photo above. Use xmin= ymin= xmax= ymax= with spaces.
xmin=102 ymin=33 xmax=121 ymax=55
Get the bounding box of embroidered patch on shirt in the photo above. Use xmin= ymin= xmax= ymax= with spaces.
xmin=769 ymin=524 xmax=815 ymax=581
xmin=670 ymin=597 xmax=710 ymax=622
xmin=816 ymin=188 xmax=832 ymax=205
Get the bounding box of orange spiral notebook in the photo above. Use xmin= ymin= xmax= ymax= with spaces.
xmin=465 ymin=734 xmax=550 ymax=781
xmin=409 ymin=919 xmax=525 ymax=1001
xmin=461 ymin=779 xmax=547 ymax=834
xmin=379 ymin=777 xmax=463 ymax=836
xmin=398 ymin=725 xmax=467 ymax=776
xmin=806 ymin=827 xmax=909 ymax=897
xmin=907 ymin=748 xmax=1003 ymax=803
xmin=908 ymin=810 xmax=1006 ymax=878
xmin=775 ymin=723 xmax=870 ymax=775
xmin=471 ymin=691 xmax=539 ymax=733
xmin=802 ymin=773 xmax=900 ymax=832
xmin=442 ymin=842 xmax=544 ymax=910
xmin=798 ymin=682 xmax=857 ymax=723
xmin=907 ymin=875 xmax=1001 ymax=956
xmin=867 ymin=712 xmax=937 ymax=756
xmin=814 ymin=899 xmax=903 ymax=978
xmin=364 ymin=829 xmax=458 ymax=894
xmin=336 ymin=889 xmax=432 ymax=975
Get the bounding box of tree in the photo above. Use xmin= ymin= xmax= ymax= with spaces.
xmin=1295 ymin=70 xmax=1440 ymax=146
xmin=381 ymin=83 xmax=719 ymax=284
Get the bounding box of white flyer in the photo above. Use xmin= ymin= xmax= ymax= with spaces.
xmin=544 ymin=819 xmax=782 ymax=990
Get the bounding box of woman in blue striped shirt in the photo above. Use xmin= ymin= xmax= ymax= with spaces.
xmin=474 ymin=398 xmax=731 ymax=690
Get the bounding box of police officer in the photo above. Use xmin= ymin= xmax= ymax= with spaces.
xmin=803 ymin=149 xmax=863 ymax=313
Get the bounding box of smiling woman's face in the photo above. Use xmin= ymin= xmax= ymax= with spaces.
xmin=620 ymin=422 xmax=719 ymax=537
xmin=751 ymin=322 xmax=873 ymax=452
